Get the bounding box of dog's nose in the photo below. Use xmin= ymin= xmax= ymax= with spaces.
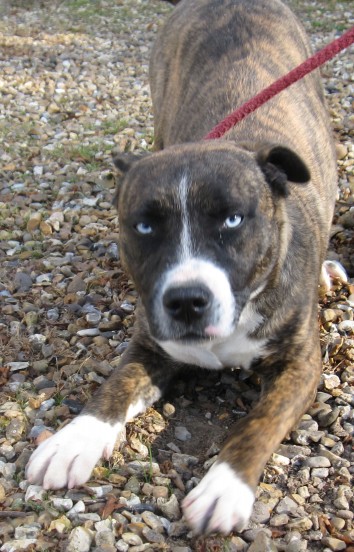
xmin=163 ymin=285 xmax=212 ymax=323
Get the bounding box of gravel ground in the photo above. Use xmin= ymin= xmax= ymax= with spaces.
xmin=0 ymin=0 xmax=353 ymax=551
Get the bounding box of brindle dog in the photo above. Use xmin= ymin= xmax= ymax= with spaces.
xmin=27 ymin=0 xmax=338 ymax=535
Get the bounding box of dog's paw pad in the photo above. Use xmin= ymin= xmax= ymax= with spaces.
xmin=182 ymin=461 xmax=254 ymax=535
xmin=26 ymin=415 xmax=121 ymax=490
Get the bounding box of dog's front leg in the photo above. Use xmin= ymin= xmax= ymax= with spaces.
xmin=26 ymin=341 xmax=177 ymax=490
xmin=183 ymin=342 xmax=322 ymax=535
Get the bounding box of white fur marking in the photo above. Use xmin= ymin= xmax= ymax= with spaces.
xmin=26 ymin=415 xmax=122 ymax=490
xmin=183 ymin=461 xmax=255 ymax=535
xmin=320 ymin=260 xmax=347 ymax=291
xmin=159 ymin=297 xmax=267 ymax=370
xmin=179 ymin=174 xmax=193 ymax=260
xmin=160 ymin=257 xmax=236 ymax=338
xmin=126 ymin=399 xmax=145 ymax=421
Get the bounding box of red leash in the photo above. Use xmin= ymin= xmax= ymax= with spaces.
xmin=204 ymin=25 xmax=354 ymax=140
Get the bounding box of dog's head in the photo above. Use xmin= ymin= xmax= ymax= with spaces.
xmin=113 ymin=141 xmax=309 ymax=345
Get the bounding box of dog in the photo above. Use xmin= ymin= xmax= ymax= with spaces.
xmin=27 ymin=0 xmax=339 ymax=535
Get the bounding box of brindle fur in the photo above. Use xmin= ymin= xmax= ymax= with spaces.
xmin=88 ymin=0 xmax=336 ymax=528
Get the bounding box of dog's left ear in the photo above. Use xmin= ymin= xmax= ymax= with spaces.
xmin=112 ymin=151 xmax=150 ymax=206
xmin=256 ymin=145 xmax=310 ymax=197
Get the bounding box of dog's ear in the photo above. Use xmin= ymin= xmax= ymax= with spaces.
xmin=256 ymin=145 xmax=310 ymax=197
xmin=112 ymin=151 xmax=150 ymax=207
xmin=112 ymin=151 xmax=149 ymax=175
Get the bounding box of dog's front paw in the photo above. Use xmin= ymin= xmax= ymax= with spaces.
xmin=320 ymin=260 xmax=347 ymax=291
xmin=182 ymin=461 xmax=254 ymax=535
xmin=26 ymin=415 xmax=122 ymax=490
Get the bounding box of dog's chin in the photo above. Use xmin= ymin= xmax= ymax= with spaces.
xmin=152 ymin=325 xmax=234 ymax=345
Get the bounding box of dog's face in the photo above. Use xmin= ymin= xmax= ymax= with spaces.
xmin=114 ymin=141 xmax=309 ymax=345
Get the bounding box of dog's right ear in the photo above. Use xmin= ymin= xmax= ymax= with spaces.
xmin=112 ymin=151 xmax=150 ymax=207
xmin=112 ymin=151 xmax=149 ymax=175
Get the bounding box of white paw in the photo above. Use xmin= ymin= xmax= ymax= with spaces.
xmin=182 ymin=461 xmax=254 ymax=535
xmin=26 ymin=415 xmax=122 ymax=490
xmin=320 ymin=260 xmax=347 ymax=291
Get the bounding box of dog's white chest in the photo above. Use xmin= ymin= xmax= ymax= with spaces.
xmin=160 ymin=303 xmax=268 ymax=370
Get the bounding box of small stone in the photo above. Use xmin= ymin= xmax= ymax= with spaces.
xmin=125 ymin=476 xmax=141 ymax=494
xmin=121 ymin=533 xmax=143 ymax=546
xmin=322 ymin=537 xmax=346 ymax=551
xmin=318 ymin=407 xmax=340 ymax=427
xmin=248 ymin=530 xmax=277 ymax=552
xmin=141 ymin=511 xmax=165 ymax=533
xmin=157 ymin=494 xmax=181 ymax=521
xmin=167 ymin=521 xmax=189 ymax=537
xmin=163 ymin=403 xmax=175 ymax=417
xmin=153 ymin=485 xmax=169 ymax=499
xmin=322 ymin=374 xmax=341 ymax=390
xmin=336 ymin=143 xmax=348 ymax=160
xmin=66 ymin=526 xmax=93 ymax=552
xmin=48 ymin=515 xmax=72 ymax=533
xmin=287 ymin=516 xmax=313 ymax=531
xmin=67 ymin=500 xmax=85 ymax=518
xmin=51 ymin=497 xmax=73 ymax=511
xmin=304 ymin=456 xmax=331 ymax=468
xmin=108 ymin=473 xmax=127 ymax=486
xmin=142 ymin=482 xmax=154 ymax=496
xmin=311 ymin=468 xmax=329 ymax=478
xmin=130 ymin=436 xmax=149 ymax=457
xmin=32 ymin=360 xmax=49 ymax=373
xmin=39 ymin=220 xmax=53 ymax=235
xmin=14 ymin=524 xmax=41 ymax=539
xmin=141 ymin=527 xmax=165 ymax=543
xmin=276 ymin=497 xmax=299 ymax=516
xmin=0 ymin=483 xmax=6 ymax=503
xmin=95 ymin=529 xmax=116 ymax=547
xmin=270 ymin=513 xmax=289 ymax=526
xmin=7 ymin=362 xmax=29 ymax=372
xmin=77 ymin=328 xmax=101 ymax=336
xmin=67 ymin=275 xmax=86 ymax=293
xmin=330 ymin=517 xmax=345 ymax=531
xmin=27 ymin=213 xmax=42 ymax=232
xmin=175 ymin=426 xmax=191 ymax=441
xmin=6 ymin=418 xmax=26 ymax=442
xmin=14 ymin=272 xmax=33 ymax=292
xmin=25 ymin=485 xmax=46 ymax=502
xmin=0 ymin=539 xmax=37 ymax=551
xmin=116 ymin=540 xmax=129 ymax=552
xmin=334 ymin=494 xmax=349 ymax=510
xmin=251 ymin=500 xmax=272 ymax=524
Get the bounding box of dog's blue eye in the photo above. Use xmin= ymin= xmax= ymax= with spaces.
xmin=135 ymin=222 xmax=153 ymax=235
xmin=224 ymin=214 xmax=243 ymax=229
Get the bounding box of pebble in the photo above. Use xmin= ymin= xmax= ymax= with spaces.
xmin=0 ymin=539 xmax=37 ymax=551
xmin=51 ymin=497 xmax=73 ymax=511
xmin=156 ymin=494 xmax=181 ymax=521
xmin=14 ymin=524 xmax=41 ymax=539
xmin=276 ymin=497 xmax=299 ymax=516
xmin=66 ymin=527 xmax=93 ymax=552
xmin=248 ymin=531 xmax=277 ymax=551
xmin=322 ymin=537 xmax=347 ymax=551
xmin=141 ymin=511 xmax=165 ymax=533
xmin=121 ymin=533 xmax=143 ymax=546
xmin=25 ymin=485 xmax=46 ymax=502
xmin=174 ymin=426 xmax=191 ymax=441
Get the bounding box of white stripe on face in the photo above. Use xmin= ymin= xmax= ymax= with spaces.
xmin=178 ymin=174 xmax=193 ymax=261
